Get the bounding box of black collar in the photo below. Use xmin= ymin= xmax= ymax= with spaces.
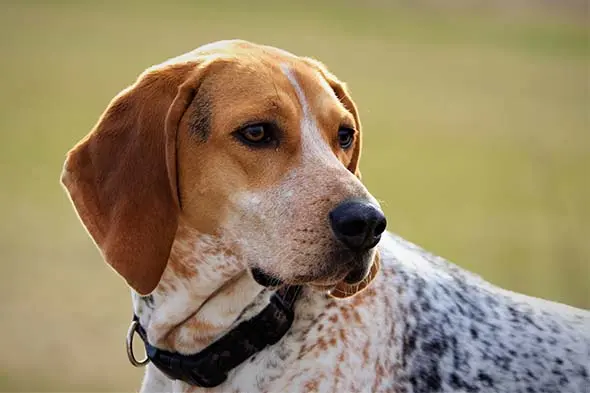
xmin=131 ymin=286 xmax=301 ymax=387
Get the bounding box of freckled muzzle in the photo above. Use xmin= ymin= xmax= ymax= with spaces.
xmin=248 ymin=199 xmax=386 ymax=288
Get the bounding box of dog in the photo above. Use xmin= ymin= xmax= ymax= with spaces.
xmin=62 ymin=40 xmax=589 ymax=393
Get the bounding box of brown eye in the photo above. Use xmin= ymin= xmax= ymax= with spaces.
xmin=338 ymin=127 xmax=355 ymax=149
xmin=235 ymin=124 xmax=274 ymax=147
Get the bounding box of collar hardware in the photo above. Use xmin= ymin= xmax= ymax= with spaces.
xmin=127 ymin=286 xmax=301 ymax=387
xmin=126 ymin=320 xmax=149 ymax=367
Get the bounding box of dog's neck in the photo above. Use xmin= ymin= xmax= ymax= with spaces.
xmin=132 ymin=220 xmax=269 ymax=354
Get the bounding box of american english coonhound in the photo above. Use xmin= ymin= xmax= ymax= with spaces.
xmin=62 ymin=40 xmax=589 ymax=393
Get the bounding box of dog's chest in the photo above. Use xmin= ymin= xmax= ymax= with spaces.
xmin=148 ymin=234 xmax=590 ymax=393
xmin=195 ymin=287 xmax=397 ymax=393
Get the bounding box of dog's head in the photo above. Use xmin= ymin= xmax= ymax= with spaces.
xmin=61 ymin=40 xmax=386 ymax=298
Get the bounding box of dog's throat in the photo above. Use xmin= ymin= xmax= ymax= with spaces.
xmin=129 ymin=285 xmax=301 ymax=387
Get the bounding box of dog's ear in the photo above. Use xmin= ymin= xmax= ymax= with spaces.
xmin=61 ymin=60 xmax=217 ymax=295
xmin=304 ymin=58 xmax=363 ymax=179
xmin=330 ymin=252 xmax=380 ymax=299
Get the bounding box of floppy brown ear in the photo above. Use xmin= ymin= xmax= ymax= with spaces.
xmin=61 ymin=61 xmax=213 ymax=295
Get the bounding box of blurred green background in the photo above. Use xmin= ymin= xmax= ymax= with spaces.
xmin=0 ymin=0 xmax=588 ymax=391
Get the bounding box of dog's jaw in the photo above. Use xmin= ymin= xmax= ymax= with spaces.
xmin=132 ymin=221 xmax=264 ymax=353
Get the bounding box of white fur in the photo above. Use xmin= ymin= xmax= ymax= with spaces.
xmin=139 ymin=232 xmax=590 ymax=392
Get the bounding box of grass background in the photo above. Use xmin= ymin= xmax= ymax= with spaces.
xmin=0 ymin=0 xmax=588 ymax=391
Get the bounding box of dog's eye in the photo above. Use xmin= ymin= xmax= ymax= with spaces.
xmin=235 ymin=124 xmax=274 ymax=147
xmin=338 ymin=127 xmax=355 ymax=149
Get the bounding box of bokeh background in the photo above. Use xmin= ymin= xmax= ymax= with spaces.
xmin=0 ymin=0 xmax=588 ymax=390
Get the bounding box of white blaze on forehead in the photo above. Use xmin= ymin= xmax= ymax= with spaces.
xmin=280 ymin=63 xmax=340 ymax=164
xmin=279 ymin=63 xmax=380 ymax=208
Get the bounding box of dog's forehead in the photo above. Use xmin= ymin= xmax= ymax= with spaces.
xmin=169 ymin=40 xmax=346 ymax=118
xmin=278 ymin=62 xmax=346 ymax=121
xmin=197 ymin=40 xmax=297 ymax=59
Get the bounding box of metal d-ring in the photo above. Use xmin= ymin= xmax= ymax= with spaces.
xmin=126 ymin=320 xmax=149 ymax=367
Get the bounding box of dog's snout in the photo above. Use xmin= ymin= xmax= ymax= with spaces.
xmin=329 ymin=200 xmax=386 ymax=251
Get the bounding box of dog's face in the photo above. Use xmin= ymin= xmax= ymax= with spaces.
xmin=62 ymin=40 xmax=385 ymax=297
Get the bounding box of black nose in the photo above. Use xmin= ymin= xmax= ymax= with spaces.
xmin=329 ymin=200 xmax=387 ymax=251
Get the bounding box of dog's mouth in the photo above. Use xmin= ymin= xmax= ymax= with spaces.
xmin=251 ymin=267 xmax=284 ymax=287
xmin=250 ymin=254 xmax=371 ymax=289
xmin=341 ymin=264 xmax=372 ymax=284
